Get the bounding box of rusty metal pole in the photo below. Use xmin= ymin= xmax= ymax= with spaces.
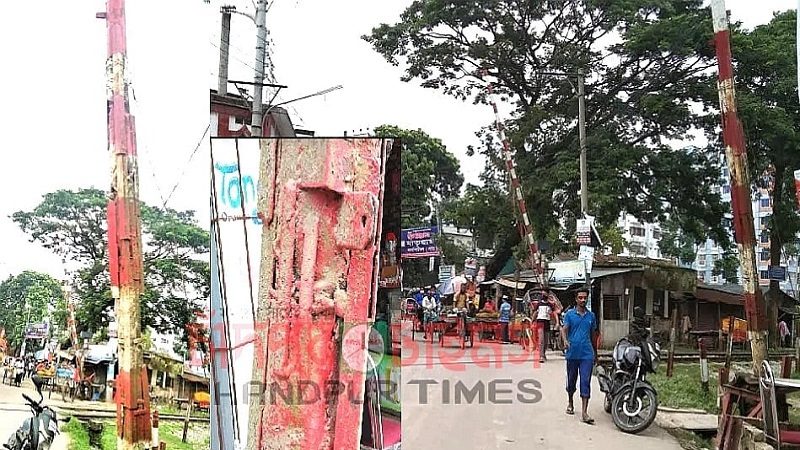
xmin=710 ymin=0 xmax=768 ymax=376
xmin=97 ymin=0 xmax=152 ymax=448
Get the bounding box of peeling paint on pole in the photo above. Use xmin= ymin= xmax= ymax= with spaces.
xmin=100 ymin=0 xmax=151 ymax=447
xmin=710 ymin=0 xmax=768 ymax=375
xmin=211 ymin=138 xmax=388 ymax=449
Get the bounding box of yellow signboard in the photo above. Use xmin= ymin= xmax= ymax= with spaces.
xmin=721 ymin=316 xmax=748 ymax=343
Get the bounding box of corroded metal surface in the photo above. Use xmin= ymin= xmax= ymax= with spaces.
xmin=101 ymin=0 xmax=151 ymax=447
xmin=711 ymin=0 xmax=768 ymax=375
xmin=250 ymin=138 xmax=386 ymax=449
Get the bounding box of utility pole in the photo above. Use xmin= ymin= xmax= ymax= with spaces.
xmin=218 ymin=6 xmax=233 ymax=96
xmin=577 ymin=68 xmax=588 ymax=215
xmin=710 ymin=0 xmax=768 ymax=375
xmin=97 ymin=0 xmax=152 ymax=448
xmin=250 ymin=0 xmax=268 ymax=136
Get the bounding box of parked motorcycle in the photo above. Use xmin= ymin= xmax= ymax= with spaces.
xmin=596 ymin=336 xmax=661 ymax=434
xmin=3 ymin=375 xmax=59 ymax=450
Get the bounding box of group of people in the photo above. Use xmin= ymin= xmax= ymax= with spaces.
xmin=2 ymin=355 xmax=38 ymax=386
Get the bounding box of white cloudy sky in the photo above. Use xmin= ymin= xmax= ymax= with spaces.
xmin=0 ymin=1 xmax=211 ymax=282
xmin=0 ymin=0 xmax=794 ymax=281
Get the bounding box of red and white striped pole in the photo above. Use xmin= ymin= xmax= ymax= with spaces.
xmin=97 ymin=0 xmax=152 ymax=447
xmin=482 ymin=72 xmax=543 ymax=276
xmin=710 ymin=0 xmax=768 ymax=375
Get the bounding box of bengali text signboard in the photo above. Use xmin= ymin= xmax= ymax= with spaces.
xmin=401 ymin=226 xmax=440 ymax=259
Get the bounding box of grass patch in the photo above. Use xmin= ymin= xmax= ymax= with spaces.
xmin=156 ymin=403 xmax=209 ymax=419
xmin=650 ymin=363 xmax=720 ymax=414
xmin=61 ymin=418 xmax=91 ymax=450
xmin=61 ymin=418 xmax=210 ymax=450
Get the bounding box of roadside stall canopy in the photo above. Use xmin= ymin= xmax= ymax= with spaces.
xmin=84 ymin=344 xmax=116 ymax=365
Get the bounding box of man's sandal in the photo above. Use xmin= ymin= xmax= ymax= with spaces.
xmin=566 ymin=406 xmax=574 ymax=415
xmin=581 ymin=415 xmax=595 ymax=425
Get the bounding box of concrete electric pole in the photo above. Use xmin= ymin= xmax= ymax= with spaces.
xmin=218 ymin=6 xmax=233 ymax=96
xmin=577 ymin=68 xmax=588 ymax=215
xmin=97 ymin=0 xmax=152 ymax=448
xmin=250 ymin=0 xmax=268 ymax=136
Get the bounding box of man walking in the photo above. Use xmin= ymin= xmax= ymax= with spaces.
xmin=562 ymin=288 xmax=598 ymax=425
xmin=499 ymin=296 xmax=512 ymax=344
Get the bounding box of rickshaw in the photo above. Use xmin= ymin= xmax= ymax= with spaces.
xmin=437 ymin=311 xmax=474 ymax=349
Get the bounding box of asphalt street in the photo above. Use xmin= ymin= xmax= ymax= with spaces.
xmin=0 ymin=375 xmax=68 ymax=450
xmin=400 ymin=322 xmax=683 ymax=449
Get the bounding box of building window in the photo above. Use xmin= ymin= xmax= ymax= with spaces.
xmin=652 ymin=230 xmax=661 ymax=240
xmin=760 ymin=198 xmax=770 ymax=208
xmin=761 ymin=215 xmax=771 ymax=227
xmin=698 ymin=272 xmax=705 ymax=281
xmin=723 ymin=167 xmax=729 ymax=177
xmin=698 ymin=256 xmax=706 ymax=266
xmin=711 ymin=275 xmax=718 ymax=284
xmin=630 ymin=227 xmax=645 ymax=237
xmin=761 ymin=233 xmax=769 ymax=244
xmin=761 ymin=250 xmax=770 ymax=261
xmin=760 ymin=270 xmax=769 ymax=279
xmin=723 ymin=185 xmax=731 ymax=194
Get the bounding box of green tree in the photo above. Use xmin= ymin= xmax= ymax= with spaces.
xmin=12 ymin=188 xmax=209 ymax=344
xmin=727 ymin=10 xmax=800 ymax=345
xmin=366 ymin=0 xmax=730 ymax=278
xmin=374 ymin=125 xmax=465 ymax=287
xmin=0 ymin=271 xmax=64 ymax=352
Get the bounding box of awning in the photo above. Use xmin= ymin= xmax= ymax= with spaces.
xmin=181 ymin=370 xmax=210 ymax=385
xmin=496 ymin=278 xmax=528 ymax=290
xmin=590 ymin=267 xmax=641 ymax=279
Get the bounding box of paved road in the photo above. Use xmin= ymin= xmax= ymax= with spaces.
xmin=401 ymin=322 xmax=682 ymax=449
xmin=0 ymin=376 xmax=68 ymax=450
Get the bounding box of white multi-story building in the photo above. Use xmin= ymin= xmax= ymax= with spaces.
xmin=697 ymin=165 xmax=800 ymax=293
xmin=616 ymin=213 xmax=665 ymax=260
xmin=441 ymin=224 xmax=494 ymax=259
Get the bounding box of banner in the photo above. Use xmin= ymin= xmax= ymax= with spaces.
xmin=24 ymin=323 xmax=48 ymax=339
xmin=401 ymin=226 xmax=440 ymax=258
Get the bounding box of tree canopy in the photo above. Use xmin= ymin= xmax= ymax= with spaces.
xmin=374 ymin=124 xmax=465 ymax=287
xmin=12 ymin=188 xmax=210 ymax=343
xmin=0 ymin=271 xmax=64 ymax=353
xmin=366 ymin=0 xmax=731 ymax=277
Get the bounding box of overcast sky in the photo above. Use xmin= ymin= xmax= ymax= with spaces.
xmin=0 ymin=1 xmax=210 ymax=282
xmin=210 ymin=0 xmax=797 ymax=185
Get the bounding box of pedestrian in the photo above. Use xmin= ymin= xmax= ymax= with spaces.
xmin=422 ymin=291 xmax=438 ymax=340
xmin=499 ymin=296 xmax=511 ymax=344
xmin=779 ymin=318 xmax=790 ymax=348
xmin=562 ymin=287 xmax=598 ymax=425
xmin=533 ymin=291 xmax=554 ymax=363
xmin=13 ymin=358 xmax=24 ymax=387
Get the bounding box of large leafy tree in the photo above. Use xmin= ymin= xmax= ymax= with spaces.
xmin=374 ymin=124 xmax=465 ymax=287
xmin=366 ymin=0 xmax=730 ymax=278
xmin=0 ymin=271 xmax=64 ymax=353
xmin=11 ymin=188 xmax=209 ymax=344
xmin=728 ymin=10 xmax=800 ymax=345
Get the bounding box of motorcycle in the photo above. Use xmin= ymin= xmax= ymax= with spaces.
xmin=3 ymin=375 xmax=59 ymax=450
xmin=596 ymin=335 xmax=661 ymax=434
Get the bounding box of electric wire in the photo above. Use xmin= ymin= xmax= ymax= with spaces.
xmin=210 ymin=145 xmax=242 ymax=440
xmin=233 ymin=139 xmax=258 ymax=323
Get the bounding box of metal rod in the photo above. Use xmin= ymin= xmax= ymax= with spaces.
xmin=710 ymin=0 xmax=768 ymax=376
